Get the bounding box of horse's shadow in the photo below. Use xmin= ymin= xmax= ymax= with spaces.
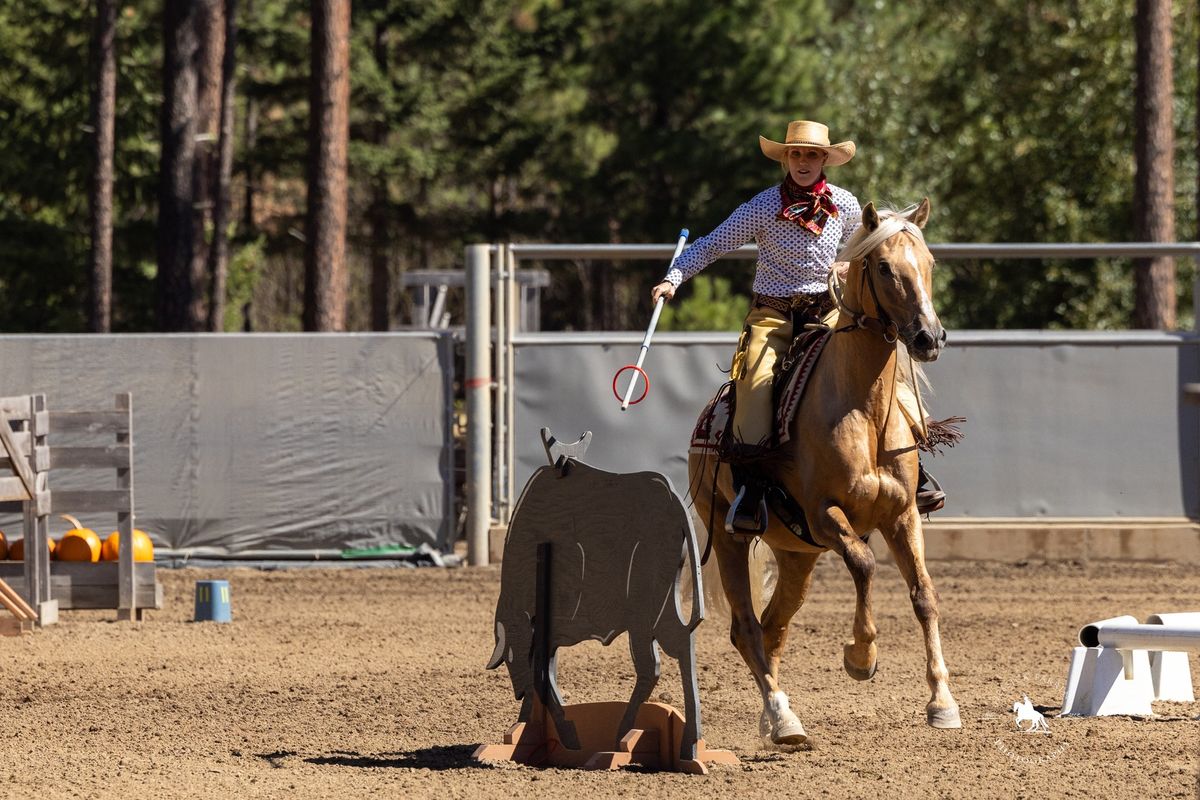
xmin=302 ymin=744 xmax=489 ymax=771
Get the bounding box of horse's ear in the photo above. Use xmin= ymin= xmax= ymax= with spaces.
xmin=862 ymin=202 xmax=879 ymax=232
xmin=912 ymin=197 xmax=931 ymax=229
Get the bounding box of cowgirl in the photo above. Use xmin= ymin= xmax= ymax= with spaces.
xmin=652 ymin=120 xmax=944 ymax=534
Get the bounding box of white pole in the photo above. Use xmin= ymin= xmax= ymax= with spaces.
xmin=1080 ymin=620 xmax=1200 ymax=652
xmin=492 ymin=245 xmax=507 ymax=526
xmin=504 ymin=245 xmax=518 ymax=525
xmin=620 ymin=228 xmax=688 ymax=411
xmin=465 ymin=244 xmax=493 ymax=566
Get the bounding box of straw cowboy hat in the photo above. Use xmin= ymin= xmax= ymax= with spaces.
xmin=759 ymin=120 xmax=856 ymax=166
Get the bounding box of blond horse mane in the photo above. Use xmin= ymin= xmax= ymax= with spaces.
xmin=834 ymin=203 xmax=929 ymax=264
xmin=828 ymin=203 xmax=934 ymax=396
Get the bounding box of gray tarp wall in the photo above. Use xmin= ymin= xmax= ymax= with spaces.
xmin=513 ymin=331 xmax=1200 ymax=520
xmin=0 ymin=333 xmax=455 ymax=555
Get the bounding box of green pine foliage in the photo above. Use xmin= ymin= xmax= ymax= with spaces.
xmin=659 ymin=275 xmax=750 ymax=331
xmin=0 ymin=0 xmax=1194 ymax=331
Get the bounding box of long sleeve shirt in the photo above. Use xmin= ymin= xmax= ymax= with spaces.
xmin=664 ymin=182 xmax=862 ymax=296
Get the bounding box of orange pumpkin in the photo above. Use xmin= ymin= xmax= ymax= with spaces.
xmin=8 ymin=536 xmax=55 ymax=561
xmin=57 ymin=514 xmax=101 ymax=563
xmin=0 ymin=530 xmax=7 ymax=560
xmin=101 ymin=529 xmax=154 ymax=562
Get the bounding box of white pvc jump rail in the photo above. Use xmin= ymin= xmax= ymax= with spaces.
xmin=1080 ymin=616 xmax=1200 ymax=653
xmin=1061 ymin=611 xmax=1200 ymax=717
xmin=464 ymin=240 xmax=1200 ymax=566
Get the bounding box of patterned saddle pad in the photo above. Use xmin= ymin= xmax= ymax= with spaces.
xmin=689 ymin=329 xmax=831 ymax=454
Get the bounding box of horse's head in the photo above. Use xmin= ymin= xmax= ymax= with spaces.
xmin=837 ymin=198 xmax=946 ymax=362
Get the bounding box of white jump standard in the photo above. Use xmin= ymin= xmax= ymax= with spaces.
xmin=1060 ymin=612 xmax=1200 ymax=717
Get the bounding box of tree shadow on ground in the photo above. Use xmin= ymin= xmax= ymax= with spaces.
xmin=304 ymin=744 xmax=488 ymax=771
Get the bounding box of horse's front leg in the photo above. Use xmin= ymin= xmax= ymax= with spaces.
xmin=812 ymin=505 xmax=878 ymax=681
xmin=879 ymin=507 xmax=961 ymax=729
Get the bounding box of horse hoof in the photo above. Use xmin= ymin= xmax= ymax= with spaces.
xmin=771 ymin=721 xmax=809 ymax=748
xmin=760 ymin=714 xmax=808 ymax=747
xmin=927 ymin=704 xmax=962 ymax=729
xmin=760 ymin=692 xmax=809 ymax=747
xmin=843 ymin=648 xmax=878 ymax=681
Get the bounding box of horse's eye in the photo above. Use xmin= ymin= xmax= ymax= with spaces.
xmin=878 ymin=260 xmax=892 ymax=276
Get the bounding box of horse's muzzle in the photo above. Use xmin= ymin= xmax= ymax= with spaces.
xmin=908 ymin=325 xmax=946 ymax=362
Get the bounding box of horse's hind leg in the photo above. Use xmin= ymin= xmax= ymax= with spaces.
xmin=812 ymin=505 xmax=878 ymax=680
xmin=880 ymin=508 xmax=961 ymax=729
xmin=760 ymin=549 xmax=822 ymax=680
xmin=713 ymin=535 xmax=807 ymax=746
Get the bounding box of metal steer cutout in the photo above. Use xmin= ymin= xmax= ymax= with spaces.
xmin=473 ymin=428 xmax=738 ymax=774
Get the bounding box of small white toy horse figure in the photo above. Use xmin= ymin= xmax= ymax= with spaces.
xmin=1012 ymin=696 xmax=1049 ymax=733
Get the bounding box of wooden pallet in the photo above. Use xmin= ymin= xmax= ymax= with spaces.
xmin=47 ymin=393 xmax=158 ymax=621
xmin=0 ymin=562 xmax=161 ymax=611
xmin=0 ymin=394 xmax=56 ymax=626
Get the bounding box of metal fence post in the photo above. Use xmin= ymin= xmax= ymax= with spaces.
xmin=1193 ymin=255 xmax=1199 ymax=333
xmin=493 ymin=245 xmax=508 ymax=525
xmin=466 ymin=244 xmax=493 ymax=566
xmin=505 ymin=245 xmax=518 ymax=525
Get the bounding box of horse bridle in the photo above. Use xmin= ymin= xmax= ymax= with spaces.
xmin=829 ymin=245 xmax=933 ymax=440
xmin=831 ymin=252 xmax=900 ymax=343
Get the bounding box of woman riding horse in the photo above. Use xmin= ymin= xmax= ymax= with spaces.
xmin=689 ymin=201 xmax=962 ymax=745
xmin=650 ymin=120 xmax=945 ymax=536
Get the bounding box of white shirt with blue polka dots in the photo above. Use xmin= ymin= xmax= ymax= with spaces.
xmin=664 ymin=182 xmax=862 ymax=296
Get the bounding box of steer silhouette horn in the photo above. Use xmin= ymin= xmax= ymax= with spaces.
xmin=540 ymin=427 xmax=592 ymax=466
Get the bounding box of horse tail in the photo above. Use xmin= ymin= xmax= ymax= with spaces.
xmin=746 ymin=540 xmax=775 ymax=620
xmin=690 ymin=453 xmax=732 ymax=622
xmin=687 ymin=451 xmax=777 ymax=623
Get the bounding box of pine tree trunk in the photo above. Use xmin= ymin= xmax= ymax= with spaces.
xmin=207 ymin=0 xmax=238 ymax=332
xmin=190 ymin=0 xmax=224 ymax=328
xmin=88 ymin=0 xmax=116 ymax=333
xmin=1132 ymin=0 xmax=1176 ymax=330
xmin=157 ymin=0 xmax=199 ymax=331
xmin=303 ymin=0 xmax=351 ymax=332
xmin=369 ymin=21 xmax=390 ymax=332
xmin=240 ymin=0 xmax=257 ymax=236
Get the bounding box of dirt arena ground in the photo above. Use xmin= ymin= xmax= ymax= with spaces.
xmin=0 ymin=557 xmax=1197 ymax=799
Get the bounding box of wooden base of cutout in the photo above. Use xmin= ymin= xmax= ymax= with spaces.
xmin=0 ymin=617 xmax=34 ymax=637
xmin=474 ymin=699 xmax=738 ymax=775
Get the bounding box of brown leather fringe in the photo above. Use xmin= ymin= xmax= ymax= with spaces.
xmin=920 ymin=415 xmax=966 ymax=455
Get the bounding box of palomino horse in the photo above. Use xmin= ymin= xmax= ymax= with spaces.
xmin=689 ymin=199 xmax=961 ymax=746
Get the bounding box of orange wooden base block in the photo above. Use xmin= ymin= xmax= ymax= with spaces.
xmin=473 ymin=700 xmax=738 ymax=774
xmin=0 ymin=617 xmax=34 ymax=637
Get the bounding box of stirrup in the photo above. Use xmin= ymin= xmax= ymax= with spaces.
xmin=916 ymin=464 xmax=946 ymax=515
xmin=726 ymin=484 xmax=768 ymax=538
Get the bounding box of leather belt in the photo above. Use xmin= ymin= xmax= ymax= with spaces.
xmin=752 ymin=292 xmax=827 ymax=315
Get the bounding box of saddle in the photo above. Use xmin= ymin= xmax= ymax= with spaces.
xmin=690 ymin=328 xmax=832 ymax=548
xmin=689 ymin=327 xmax=831 ymax=456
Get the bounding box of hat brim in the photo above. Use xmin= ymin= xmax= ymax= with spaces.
xmin=759 ymin=136 xmax=856 ymax=167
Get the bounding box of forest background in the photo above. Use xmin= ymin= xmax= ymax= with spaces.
xmin=0 ymin=0 xmax=1196 ymax=334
